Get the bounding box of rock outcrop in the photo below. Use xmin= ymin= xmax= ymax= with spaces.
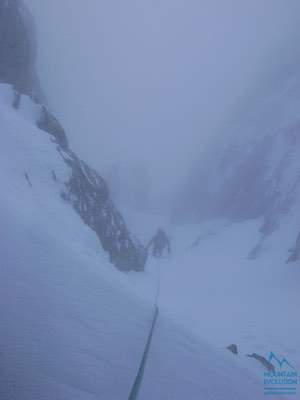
xmin=226 ymin=344 xmax=238 ymax=355
xmin=287 ymin=232 xmax=300 ymax=263
xmin=0 ymin=0 xmax=44 ymax=100
xmin=60 ymin=149 xmax=146 ymax=271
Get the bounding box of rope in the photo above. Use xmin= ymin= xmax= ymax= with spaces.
xmin=154 ymin=262 xmax=161 ymax=304
xmin=128 ymin=265 xmax=161 ymax=400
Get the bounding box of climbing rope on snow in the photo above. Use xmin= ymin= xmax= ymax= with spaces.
xmin=128 ymin=305 xmax=159 ymax=400
xmin=154 ymin=262 xmax=161 ymax=304
xmin=128 ymin=265 xmax=161 ymax=400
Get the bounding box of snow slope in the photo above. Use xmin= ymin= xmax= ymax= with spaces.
xmin=0 ymin=83 xmax=154 ymax=399
xmin=119 ymin=208 xmax=300 ymax=399
xmin=146 ymin=216 xmax=300 ymax=380
xmin=0 ymin=84 xmax=274 ymax=399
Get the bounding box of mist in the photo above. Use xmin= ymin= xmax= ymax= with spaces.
xmin=24 ymin=0 xmax=300 ymax=212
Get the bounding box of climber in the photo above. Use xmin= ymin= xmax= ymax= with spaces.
xmin=147 ymin=229 xmax=171 ymax=258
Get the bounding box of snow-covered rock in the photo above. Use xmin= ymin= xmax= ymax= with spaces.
xmin=0 ymin=0 xmax=146 ymax=272
xmin=178 ymin=41 xmax=300 ymax=260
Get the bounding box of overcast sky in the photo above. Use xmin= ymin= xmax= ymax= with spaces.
xmin=25 ymin=0 xmax=300 ymax=209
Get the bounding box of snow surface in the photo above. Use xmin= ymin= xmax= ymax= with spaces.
xmin=157 ymin=218 xmax=300 ymax=370
xmin=123 ymin=208 xmax=300 ymax=397
xmin=0 ymin=84 xmax=281 ymax=399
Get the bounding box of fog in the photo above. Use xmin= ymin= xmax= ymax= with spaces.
xmin=24 ymin=0 xmax=300 ymax=211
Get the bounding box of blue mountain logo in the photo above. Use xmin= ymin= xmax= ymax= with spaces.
xmin=268 ymin=352 xmax=296 ymax=371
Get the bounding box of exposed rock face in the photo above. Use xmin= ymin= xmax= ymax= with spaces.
xmin=1 ymin=0 xmax=147 ymax=271
xmin=36 ymin=106 xmax=69 ymax=149
xmin=227 ymin=344 xmax=238 ymax=355
xmin=0 ymin=0 xmax=43 ymax=100
xmin=60 ymin=149 xmax=147 ymax=271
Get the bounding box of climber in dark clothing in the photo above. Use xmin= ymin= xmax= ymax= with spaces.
xmin=147 ymin=229 xmax=171 ymax=258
